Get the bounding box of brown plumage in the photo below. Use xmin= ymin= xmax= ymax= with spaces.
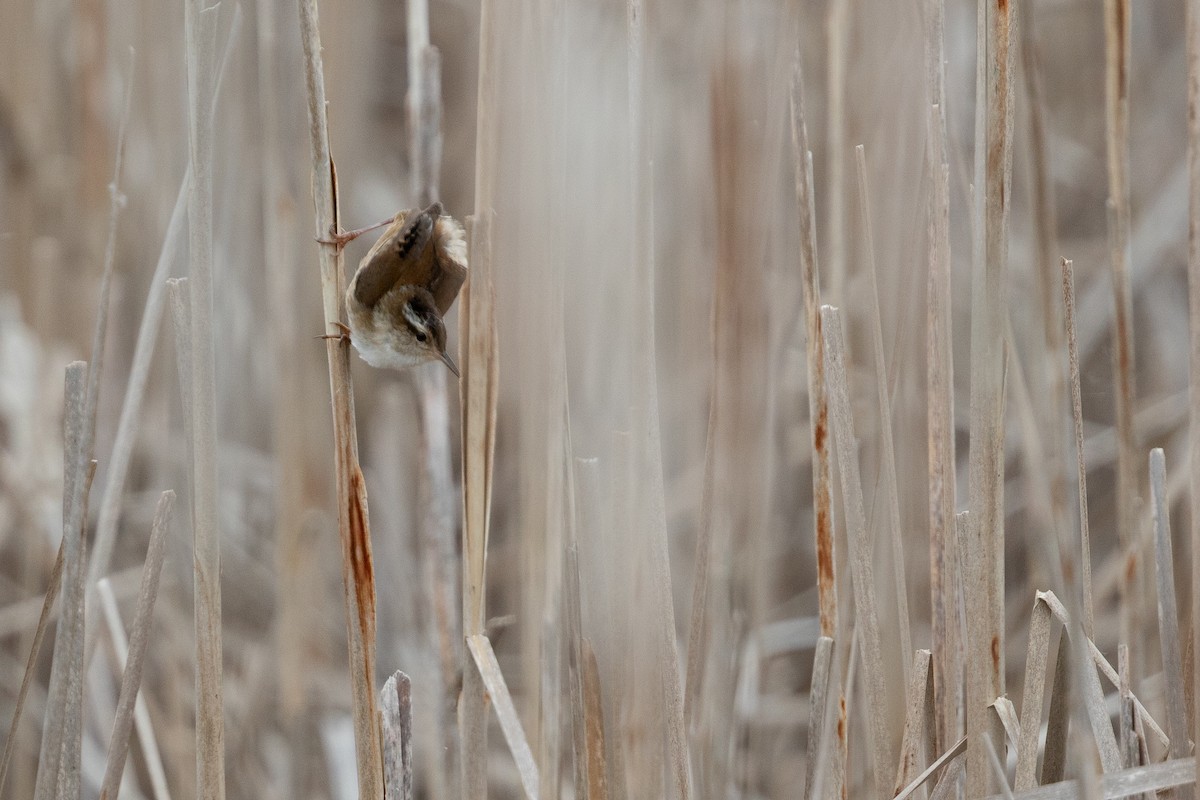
xmin=343 ymin=202 xmax=468 ymax=376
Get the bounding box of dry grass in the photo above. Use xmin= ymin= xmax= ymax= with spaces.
xmin=3 ymin=0 xmax=1200 ymax=798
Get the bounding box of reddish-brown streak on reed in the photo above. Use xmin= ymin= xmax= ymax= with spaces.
xmin=348 ymin=465 xmax=376 ymax=625
xmin=992 ymin=636 xmax=1000 ymax=672
xmin=817 ymin=507 xmax=834 ymax=587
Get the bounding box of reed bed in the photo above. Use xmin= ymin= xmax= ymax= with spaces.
xmin=2 ymin=0 xmax=1200 ymax=798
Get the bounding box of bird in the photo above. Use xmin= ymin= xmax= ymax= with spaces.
xmin=323 ymin=201 xmax=467 ymax=377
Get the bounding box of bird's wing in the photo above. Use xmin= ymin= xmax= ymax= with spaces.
xmin=351 ymin=202 xmax=443 ymax=308
xmin=429 ymin=217 xmax=469 ymax=315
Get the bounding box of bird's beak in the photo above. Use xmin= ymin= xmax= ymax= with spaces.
xmin=439 ymin=349 xmax=461 ymax=378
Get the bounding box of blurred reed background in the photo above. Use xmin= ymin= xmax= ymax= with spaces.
xmin=2 ymin=0 xmax=1200 ymax=797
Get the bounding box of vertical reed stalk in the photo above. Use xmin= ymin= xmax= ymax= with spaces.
xmin=923 ymin=0 xmax=960 ymax=753
xmin=296 ymin=0 xmax=383 ymax=795
xmin=1061 ymin=258 xmax=1095 ymax=636
xmin=32 ymin=363 xmax=88 ymax=800
xmin=1104 ymin=0 xmax=1141 ymax=678
xmin=461 ymin=0 xmax=500 ymax=790
xmin=964 ymin=0 xmax=1014 ymax=792
xmin=183 ymin=2 xmax=225 ymax=794
xmin=1190 ymin=0 xmax=1200 ymax=785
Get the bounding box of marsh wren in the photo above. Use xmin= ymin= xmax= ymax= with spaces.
xmin=324 ymin=202 xmax=467 ymax=377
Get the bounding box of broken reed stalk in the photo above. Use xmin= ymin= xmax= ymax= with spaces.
xmin=98 ymin=491 xmax=174 ymax=800
xmin=1060 ymin=258 xmax=1096 ymax=636
xmin=964 ymin=0 xmax=1015 ymax=792
xmin=32 ymin=363 xmax=88 ymax=800
xmin=789 ymin=58 xmax=836 ymax=640
xmin=467 ymin=635 xmax=539 ymax=799
xmin=29 ymin=48 xmax=137 ymax=800
xmin=1149 ymin=449 xmax=1191 ymax=777
xmin=821 ymin=304 xmax=893 ymax=798
xmin=1104 ymin=0 xmax=1141 ymax=675
xmin=381 ymin=672 xmax=414 ymax=800
xmin=296 ymin=0 xmax=383 ymax=795
xmin=97 ymin=578 xmax=171 ymax=800
xmin=183 ymin=1 xmax=226 ymax=795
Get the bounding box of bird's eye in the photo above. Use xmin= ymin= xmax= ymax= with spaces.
xmin=416 ymin=331 xmax=428 ymax=343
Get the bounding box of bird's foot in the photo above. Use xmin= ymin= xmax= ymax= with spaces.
xmin=317 ymin=321 xmax=352 ymax=344
xmin=317 ymin=217 xmax=397 ymax=249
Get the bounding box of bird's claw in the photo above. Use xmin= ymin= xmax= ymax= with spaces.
xmin=317 ymin=226 xmax=359 ymax=249
xmin=317 ymin=321 xmax=352 ymax=344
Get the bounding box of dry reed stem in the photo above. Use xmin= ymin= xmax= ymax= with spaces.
xmin=803 ymin=635 xmax=834 ymax=800
xmin=789 ymin=59 xmax=836 ymax=639
xmin=981 ymin=758 xmax=1196 ymax=800
xmin=821 ymin=304 xmax=892 ymax=797
xmin=88 ymin=6 xmax=238 ymax=671
xmin=32 ymin=362 xmax=87 ymax=800
xmin=1019 ymin=0 xmax=1067 ymax=536
xmin=1060 ymin=258 xmax=1095 ymax=636
xmin=467 ymin=635 xmax=539 ymax=799
xmin=1035 ymin=595 xmax=1124 ymax=771
xmin=97 ymin=577 xmax=172 ymax=800
xmin=167 ymin=280 xmax=193 ymax=438
xmin=825 ymin=0 xmax=846 ymax=305
xmin=1042 ymin=641 xmax=1070 ymax=785
xmin=627 ymin=10 xmax=687 ymax=796
xmin=381 ymin=671 xmax=414 ymax=800
xmin=0 ymin=539 xmax=63 ymax=795
xmin=254 ymin=0 xmax=308 ymax=748
xmin=32 ymin=45 xmax=137 ymax=800
xmin=296 ymin=0 xmax=383 ymax=794
xmin=1015 ymin=594 xmax=1053 ymax=790
xmin=406 ymin=1 xmax=458 ymax=792
xmin=1190 ymin=0 xmax=1200 ymax=786
xmin=85 ymin=45 xmax=134 ymax=450
xmin=928 ymin=758 xmax=965 ymax=800
xmin=893 ymin=736 xmax=966 ymax=800
xmin=565 ymin=536 xmax=588 ymax=800
xmin=87 ymin=173 xmax=185 ymax=622
xmin=809 ymin=631 xmax=855 ymax=800
xmin=1104 ymin=0 xmax=1141 ymax=677
xmin=582 ymin=641 xmax=610 ymax=800
xmin=53 ymin=458 xmax=95 ymax=800
xmin=415 ymin=372 xmax=460 ymax=793
xmin=893 ymin=650 xmax=932 ymax=795
xmin=990 ymin=697 xmax=1019 ymax=753
xmin=461 ymin=0 xmax=500 ymax=792
xmin=683 ymin=333 xmax=718 ymax=740
xmin=965 ymin=0 xmax=1015 ymax=791
xmin=459 ymin=209 xmax=497 ymax=799
xmin=855 ymin=144 xmax=912 ymax=684
xmin=1118 ymin=645 xmax=1136 ymax=768
xmin=183 ymin=1 xmax=226 ymax=795
xmin=984 ymin=732 xmax=1014 ymax=799
xmin=1150 ymin=449 xmax=1191 ymax=775
xmin=924 ymin=96 xmax=960 ymax=753
xmin=98 ymin=491 xmax=174 ymax=800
